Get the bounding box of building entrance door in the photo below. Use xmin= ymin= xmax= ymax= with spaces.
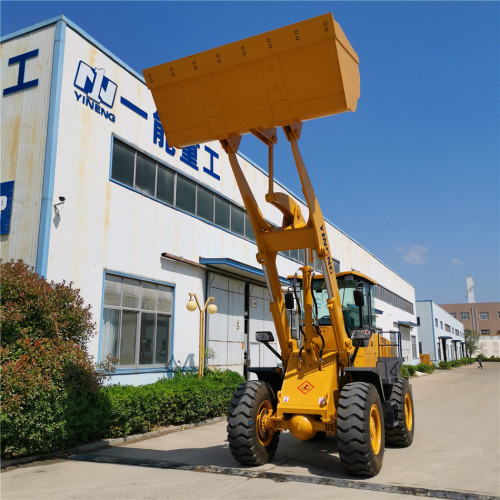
xmin=207 ymin=273 xmax=245 ymax=374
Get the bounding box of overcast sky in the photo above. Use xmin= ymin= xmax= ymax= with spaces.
xmin=2 ymin=1 xmax=499 ymax=304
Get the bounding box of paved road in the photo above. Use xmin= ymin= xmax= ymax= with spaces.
xmin=2 ymin=363 xmax=499 ymax=499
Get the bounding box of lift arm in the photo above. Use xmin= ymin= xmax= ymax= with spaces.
xmin=143 ymin=13 xmax=360 ymax=369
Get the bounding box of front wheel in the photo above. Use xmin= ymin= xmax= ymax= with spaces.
xmin=337 ymin=382 xmax=385 ymax=477
xmin=226 ymin=381 xmax=280 ymax=465
xmin=385 ymin=377 xmax=414 ymax=447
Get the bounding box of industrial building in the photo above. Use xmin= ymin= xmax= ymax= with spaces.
xmin=1 ymin=16 xmax=420 ymax=385
xmin=416 ymin=300 xmax=466 ymax=364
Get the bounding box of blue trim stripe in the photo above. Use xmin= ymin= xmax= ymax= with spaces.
xmin=120 ymin=97 xmax=148 ymax=119
xmin=36 ymin=20 xmax=66 ymax=276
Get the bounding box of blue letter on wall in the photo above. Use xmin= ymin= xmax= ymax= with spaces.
xmin=3 ymin=49 xmax=39 ymax=96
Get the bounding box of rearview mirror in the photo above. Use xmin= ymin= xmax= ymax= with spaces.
xmin=354 ymin=289 xmax=365 ymax=307
xmin=284 ymin=291 xmax=295 ymax=310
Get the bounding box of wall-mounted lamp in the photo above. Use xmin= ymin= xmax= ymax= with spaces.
xmin=53 ymin=196 xmax=66 ymax=216
xmin=186 ymin=293 xmax=217 ymax=378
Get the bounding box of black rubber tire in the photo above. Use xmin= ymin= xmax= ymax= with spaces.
xmin=385 ymin=377 xmax=415 ymax=447
xmin=227 ymin=381 xmax=280 ymax=466
xmin=337 ymin=382 xmax=385 ymax=477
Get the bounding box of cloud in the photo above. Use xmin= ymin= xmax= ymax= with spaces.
xmin=451 ymin=258 xmax=465 ymax=266
xmin=396 ymin=244 xmax=428 ymax=265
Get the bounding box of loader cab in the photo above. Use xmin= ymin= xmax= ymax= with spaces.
xmin=289 ymin=271 xmax=377 ymax=337
xmin=336 ymin=272 xmax=377 ymax=335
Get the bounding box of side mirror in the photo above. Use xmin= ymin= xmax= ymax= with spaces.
xmin=284 ymin=291 xmax=295 ymax=310
xmin=354 ymin=289 xmax=365 ymax=307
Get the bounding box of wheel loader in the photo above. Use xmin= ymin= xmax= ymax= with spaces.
xmin=144 ymin=12 xmax=415 ymax=477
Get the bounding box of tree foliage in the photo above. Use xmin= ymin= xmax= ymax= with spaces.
xmin=0 ymin=259 xmax=95 ymax=348
xmin=464 ymin=329 xmax=481 ymax=357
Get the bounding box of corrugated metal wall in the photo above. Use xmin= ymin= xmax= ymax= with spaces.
xmin=0 ymin=25 xmax=55 ymax=265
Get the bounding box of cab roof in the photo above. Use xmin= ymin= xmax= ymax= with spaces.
xmin=287 ymin=270 xmax=378 ymax=285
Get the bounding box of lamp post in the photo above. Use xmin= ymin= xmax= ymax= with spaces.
xmin=186 ymin=293 xmax=217 ymax=378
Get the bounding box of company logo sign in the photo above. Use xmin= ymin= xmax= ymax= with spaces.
xmin=74 ymin=61 xmax=117 ymax=122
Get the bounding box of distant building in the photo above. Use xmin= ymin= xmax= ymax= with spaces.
xmin=439 ymin=302 xmax=500 ymax=337
xmin=416 ymin=301 xmax=466 ymax=364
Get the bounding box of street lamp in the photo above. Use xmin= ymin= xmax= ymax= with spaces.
xmin=186 ymin=293 xmax=217 ymax=378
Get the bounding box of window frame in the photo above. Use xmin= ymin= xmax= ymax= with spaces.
xmin=99 ymin=271 xmax=175 ymax=372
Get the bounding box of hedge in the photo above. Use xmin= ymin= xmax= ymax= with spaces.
xmin=103 ymin=370 xmax=244 ymax=438
xmin=1 ymin=367 xmax=244 ymax=458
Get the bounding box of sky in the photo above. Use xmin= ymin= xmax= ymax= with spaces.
xmin=2 ymin=1 xmax=499 ymax=304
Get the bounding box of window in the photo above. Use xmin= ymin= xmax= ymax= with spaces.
xmin=373 ymin=285 xmax=414 ymax=314
xmin=157 ymin=165 xmax=175 ymax=205
xmin=450 ymin=312 xmax=456 ymax=318
xmin=460 ymin=312 xmax=470 ymax=320
xmin=101 ymin=274 xmax=173 ymax=368
xmin=498 ymin=312 xmax=500 ymax=320
xmin=440 ymin=321 xmax=443 ymax=329
xmin=176 ymin=176 xmax=196 ymax=213
xmin=480 ymin=330 xmax=490 ymax=335
xmin=435 ymin=318 xmax=438 ymax=327
xmin=111 ymin=140 xmax=135 ymax=186
xmin=231 ymin=205 xmax=245 ymax=236
xmin=479 ymin=312 xmax=489 ymax=320
xmin=196 ymin=185 xmax=214 ymax=222
xmin=411 ymin=336 xmax=418 ymax=359
xmin=445 ymin=324 xmax=451 ymax=333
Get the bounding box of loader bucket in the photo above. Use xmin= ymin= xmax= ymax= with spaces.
xmin=143 ymin=13 xmax=360 ymax=149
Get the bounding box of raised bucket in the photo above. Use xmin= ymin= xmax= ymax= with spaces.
xmin=143 ymin=13 xmax=360 ymax=148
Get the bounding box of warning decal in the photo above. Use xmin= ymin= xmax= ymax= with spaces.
xmin=298 ymin=381 xmax=314 ymax=394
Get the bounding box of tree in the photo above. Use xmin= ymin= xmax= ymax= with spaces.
xmin=464 ymin=329 xmax=481 ymax=357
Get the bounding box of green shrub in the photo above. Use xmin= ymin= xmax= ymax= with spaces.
xmin=103 ymin=370 xmax=245 ymax=438
xmin=485 ymin=356 xmax=500 ymax=362
xmin=1 ymin=260 xmax=105 ymax=459
xmin=438 ymin=361 xmax=452 ymax=370
xmin=400 ymin=364 xmax=416 ymax=377
xmin=1 ymin=338 xmax=109 ymax=458
xmin=415 ymin=362 xmax=435 ymax=373
xmin=0 ymin=260 xmax=95 ymax=347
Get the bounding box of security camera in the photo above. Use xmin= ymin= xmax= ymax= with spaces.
xmin=59 ymin=196 xmax=66 ymax=203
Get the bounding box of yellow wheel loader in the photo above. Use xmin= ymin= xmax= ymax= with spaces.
xmin=144 ymin=12 xmax=414 ymax=477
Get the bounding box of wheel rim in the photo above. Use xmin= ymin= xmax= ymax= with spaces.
xmin=369 ymin=403 xmax=382 ymax=455
xmin=404 ymin=392 xmax=413 ymax=431
xmin=256 ymin=400 xmax=273 ymax=446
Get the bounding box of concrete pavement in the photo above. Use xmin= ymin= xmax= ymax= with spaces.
xmin=2 ymin=363 xmax=499 ymax=499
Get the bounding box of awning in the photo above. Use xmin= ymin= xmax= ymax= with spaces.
xmin=398 ymin=321 xmax=419 ymax=327
xmin=438 ymin=336 xmax=452 ymax=340
xmin=375 ymin=308 xmax=384 ymax=315
xmin=200 ymin=257 xmax=289 ymax=285
xmin=452 ymin=339 xmax=462 ymax=343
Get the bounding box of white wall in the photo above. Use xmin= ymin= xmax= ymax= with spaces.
xmin=1 ymin=25 xmax=55 ymax=264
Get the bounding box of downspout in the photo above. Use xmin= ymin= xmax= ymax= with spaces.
xmin=36 ymin=18 xmax=66 ymax=276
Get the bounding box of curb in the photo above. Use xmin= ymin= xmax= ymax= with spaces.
xmin=0 ymin=416 xmax=225 ymax=470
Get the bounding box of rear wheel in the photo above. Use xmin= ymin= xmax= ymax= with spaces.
xmin=385 ymin=377 xmax=414 ymax=447
xmin=227 ymin=381 xmax=280 ymax=465
xmin=337 ymin=382 xmax=385 ymax=477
